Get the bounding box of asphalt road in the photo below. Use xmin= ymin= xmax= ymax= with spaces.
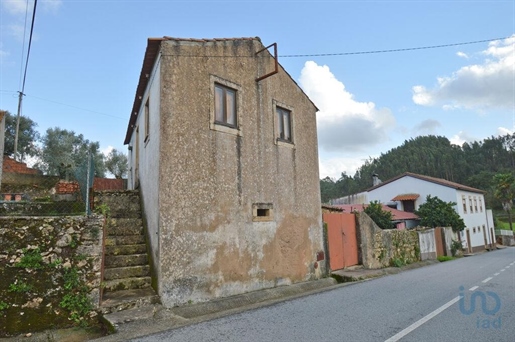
xmin=132 ymin=248 xmax=515 ymax=342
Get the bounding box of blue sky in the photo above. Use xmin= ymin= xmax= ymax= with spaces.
xmin=1 ymin=0 xmax=514 ymax=179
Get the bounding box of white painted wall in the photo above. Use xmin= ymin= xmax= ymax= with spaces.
xmin=368 ymin=176 xmax=456 ymax=210
xmin=128 ymin=53 xmax=162 ymax=276
xmin=418 ymin=229 xmax=436 ymax=260
xmin=369 ymin=175 xmax=489 ymax=249
xmin=455 ymin=190 xmax=489 ymax=249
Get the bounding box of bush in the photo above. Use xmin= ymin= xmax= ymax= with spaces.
xmin=364 ymin=201 xmax=393 ymax=229
xmin=437 ymin=256 xmax=454 ymax=262
xmin=451 ymin=239 xmax=463 ymax=257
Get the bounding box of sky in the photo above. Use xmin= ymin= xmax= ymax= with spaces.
xmin=1 ymin=0 xmax=514 ymax=180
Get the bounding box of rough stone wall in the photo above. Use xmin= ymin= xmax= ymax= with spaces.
xmin=156 ymin=38 xmax=324 ymax=307
xmin=0 ymin=215 xmax=104 ymax=336
xmin=357 ymin=212 xmax=420 ymax=269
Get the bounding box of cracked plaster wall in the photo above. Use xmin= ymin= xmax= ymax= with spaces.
xmin=151 ymin=39 xmax=324 ymax=307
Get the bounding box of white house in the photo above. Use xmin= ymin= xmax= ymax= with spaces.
xmin=338 ymin=172 xmax=495 ymax=253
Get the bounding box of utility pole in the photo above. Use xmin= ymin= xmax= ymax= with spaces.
xmin=14 ymin=91 xmax=25 ymax=160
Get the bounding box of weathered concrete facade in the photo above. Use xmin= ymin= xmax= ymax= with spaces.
xmin=125 ymin=37 xmax=325 ymax=307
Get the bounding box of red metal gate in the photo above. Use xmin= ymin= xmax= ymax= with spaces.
xmin=323 ymin=213 xmax=359 ymax=270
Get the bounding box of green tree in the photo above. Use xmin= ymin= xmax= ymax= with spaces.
xmin=2 ymin=110 xmax=40 ymax=161
xmin=36 ymin=127 xmax=106 ymax=177
xmin=492 ymin=173 xmax=515 ymax=231
xmin=364 ymin=201 xmax=393 ymax=229
xmin=320 ymin=177 xmax=337 ymax=203
xmin=415 ymin=195 xmax=465 ymax=232
xmin=105 ymin=149 xmax=128 ymax=179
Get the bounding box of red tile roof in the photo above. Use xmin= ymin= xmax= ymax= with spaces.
xmin=368 ymin=172 xmax=485 ymax=194
xmin=334 ymin=204 xmax=419 ymax=221
xmin=392 ymin=193 xmax=420 ymax=201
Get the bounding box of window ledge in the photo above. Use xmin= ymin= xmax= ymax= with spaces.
xmin=276 ymin=139 xmax=295 ymax=148
xmin=210 ymin=122 xmax=242 ymax=136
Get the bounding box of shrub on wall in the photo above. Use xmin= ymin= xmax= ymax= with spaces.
xmin=0 ymin=216 xmax=103 ymax=336
xmin=364 ymin=201 xmax=393 ymax=230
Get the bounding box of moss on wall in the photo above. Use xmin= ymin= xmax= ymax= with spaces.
xmin=0 ymin=215 xmax=103 ymax=337
xmin=357 ymin=212 xmax=421 ymax=269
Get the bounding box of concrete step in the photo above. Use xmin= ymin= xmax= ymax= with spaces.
xmin=105 ymin=234 xmax=146 ymax=246
xmin=104 ymin=265 xmax=150 ymax=280
xmin=105 ymin=218 xmax=144 ymax=236
xmin=100 ymin=288 xmax=160 ymax=315
xmin=105 ymin=244 xmax=147 ymax=256
xmin=103 ymin=276 xmax=152 ymax=293
xmin=105 ymin=254 xmax=149 ymax=268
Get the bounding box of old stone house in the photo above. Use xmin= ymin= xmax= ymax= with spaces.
xmin=124 ymin=37 xmax=325 ymax=307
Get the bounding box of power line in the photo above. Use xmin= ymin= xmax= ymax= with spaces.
xmin=161 ymin=36 xmax=511 ymax=58
xmin=26 ymin=94 xmax=126 ymax=120
xmin=0 ymin=90 xmax=125 ymax=119
xmin=14 ymin=0 xmax=38 ymax=158
xmin=280 ymin=37 xmax=512 ymax=57
xmin=18 ymin=0 xmax=30 ymax=90
xmin=20 ymin=0 xmax=37 ymax=94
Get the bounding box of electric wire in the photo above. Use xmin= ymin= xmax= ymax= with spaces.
xmin=26 ymin=94 xmax=126 ymax=120
xmin=279 ymin=37 xmax=512 ymax=57
xmin=18 ymin=0 xmax=30 ymax=90
xmin=3 ymin=35 xmax=513 ymax=123
xmin=20 ymin=0 xmax=38 ymax=94
xmin=160 ymin=36 xmax=512 ymax=58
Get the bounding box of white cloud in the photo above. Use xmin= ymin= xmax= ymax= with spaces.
xmin=7 ymin=24 xmax=26 ymax=41
xmin=1 ymin=0 xmax=30 ymax=15
xmin=413 ymin=35 xmax=515 ymax=110
xmin=0 ymin=42 xmax=9 ymax=62
xmin=41 ymin=0 xmax=63 ymax=12
xmin=456 ymin=51 xmax=468 ymax=59
xmin=449 ymin=131 xmax=478 ymax=146
xmin=319 ymin=156 xmax=367 ymax=180
xmin=299 ymin=61 xmax=395 ymax=152
xmin=1 ymin=0 xmax=62 ymax=15
xmin=102 ymin=146 xmax=114 ymax=157
xmin=497 ymin=126 xmax=513 ymax=136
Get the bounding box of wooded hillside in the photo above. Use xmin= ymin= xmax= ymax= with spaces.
xmin=321 ymin=134 xmax=515 ymax=208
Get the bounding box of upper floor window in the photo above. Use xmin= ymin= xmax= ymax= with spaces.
xmin=479 ymin=198 xmax=483 ymax=212
xmin=462 ymin=196 xmax=467 ymax=213
xmin=276 ymin=106 xmax=292 ymax=143
xmin=469 ymin=196 xmax=473 ymax=213
xmin=144 ymin=98 xmax=150 ymax=143
xmin=474 ymin=197 xmax=478 ymax=213
xmin=214 ymin=83 xmax=237 ymax=127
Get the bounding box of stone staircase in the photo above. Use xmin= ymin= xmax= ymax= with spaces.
xmin=94 ymin=190 xmax=159 ymax=314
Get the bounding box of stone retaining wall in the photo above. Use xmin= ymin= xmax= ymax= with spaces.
xmin=0 ymin=215 xmax=104 ymax=336
xmin=357 ymin=212 xmax=420 ymax=269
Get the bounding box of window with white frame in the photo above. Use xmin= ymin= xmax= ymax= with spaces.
xmin=273 ymin=100 xmax=294 ymax=146
xmin=214 ymin=83 xmax=237 ymax=127
xmin=276 ymin=106 xmax=292 ymax=143
xmin=462 ymin=196 xmax=467 ymax=214
xmin=210 ymin=76 xmax=242 ymax=136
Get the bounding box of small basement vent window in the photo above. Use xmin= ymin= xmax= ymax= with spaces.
xmin=253 ymin=203 xmax=274 ymax=222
